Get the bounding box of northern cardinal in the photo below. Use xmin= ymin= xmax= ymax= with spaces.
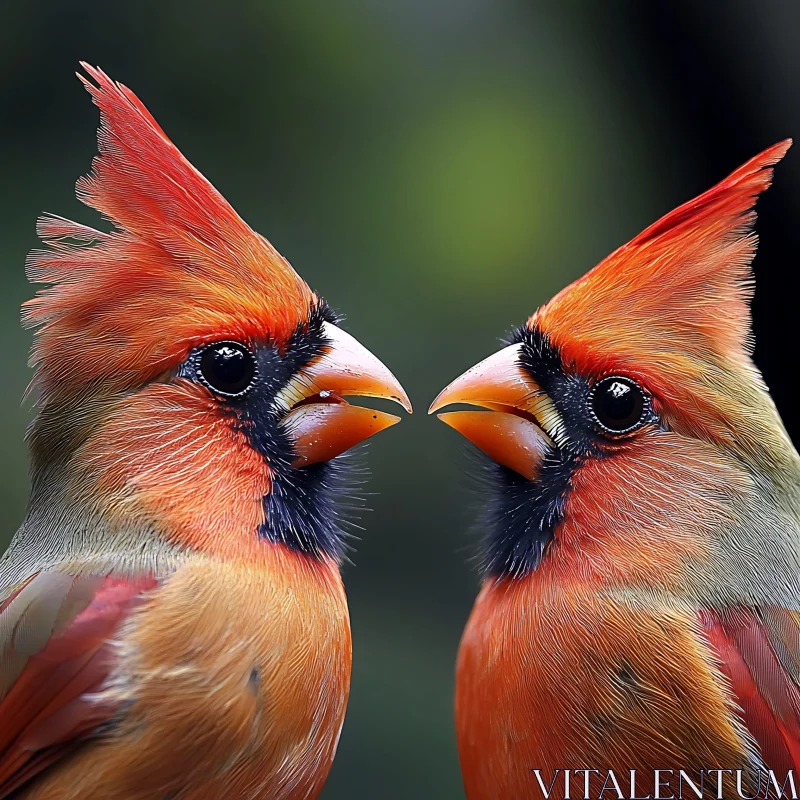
xmin=0 ymin=65 xmax=410 ymax=800
xmin=431 ymin=142 xmax=800 ymax=799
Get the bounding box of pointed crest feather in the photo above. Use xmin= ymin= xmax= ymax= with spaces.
xmin=536 ymin=140 xmax=790 ymax=369
xmin=533 ymin=141 xmax=792 ymax=452
xmin=24 ymin=64 xmax=313 ymax=404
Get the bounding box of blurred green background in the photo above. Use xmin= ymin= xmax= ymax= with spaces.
xmin=2 ymin=2 xmax=799 ymax=797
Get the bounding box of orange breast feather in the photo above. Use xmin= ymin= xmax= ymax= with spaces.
xmin=1 ymin=547 xmax=350 ymax=800
xmin=455 ymin=577 xmax=757 ymax=799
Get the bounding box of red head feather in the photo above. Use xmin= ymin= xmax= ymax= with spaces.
xmin=533 ymin=141 xmax=792 ymax=457
xmin=24 ymin=64 xmax=314 ymax=405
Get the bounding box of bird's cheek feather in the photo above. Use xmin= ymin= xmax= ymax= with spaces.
xmin=70 ymin=385 xmax=274 ymax=558
xmin=554 ymin=435 xmax=741 ymax=586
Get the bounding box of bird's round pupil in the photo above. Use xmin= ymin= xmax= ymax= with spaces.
xmin=592 ymin=377 xmax=645 ymax=432
xmin=199 ymin=343 xmax=255 ymax=396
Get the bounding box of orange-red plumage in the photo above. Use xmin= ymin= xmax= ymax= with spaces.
xmin=24 ymin=64 xmax=312 ymax=406
xmin=433 ymin=142 xmax=800 ymax=798
xmin=1 ymin=554 xmax=351 ymax=800
xmin=535 ymin=141 xmax=790 ymax=457
xmin=1 ymin=65 xmax=409 ymax=799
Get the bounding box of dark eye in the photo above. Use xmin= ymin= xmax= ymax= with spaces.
xmin=591 ymin=376 xmax=647 ymax=434
xmin=198 ymin=341 xmax=256 ymax=397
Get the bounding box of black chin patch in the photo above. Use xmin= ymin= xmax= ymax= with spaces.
xmin=480 ymin=448 xmax=578 ymax=578
xmin=255 ymin=447 xmax=353 ymax=561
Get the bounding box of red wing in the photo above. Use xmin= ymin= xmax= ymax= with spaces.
xmin=700 ymin=606 xmax=800 ymax=774
xmin=0 ymin=571 xmax=157 ymax=797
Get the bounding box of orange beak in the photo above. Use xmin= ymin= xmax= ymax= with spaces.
xmin=429 ymin=343 xmax=565 ymax=480
xmin=281 ymin=322 xmax=411 ymax=467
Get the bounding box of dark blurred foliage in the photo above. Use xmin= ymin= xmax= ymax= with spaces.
xmin=1 ymin=2 xmax=799 ymax=797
